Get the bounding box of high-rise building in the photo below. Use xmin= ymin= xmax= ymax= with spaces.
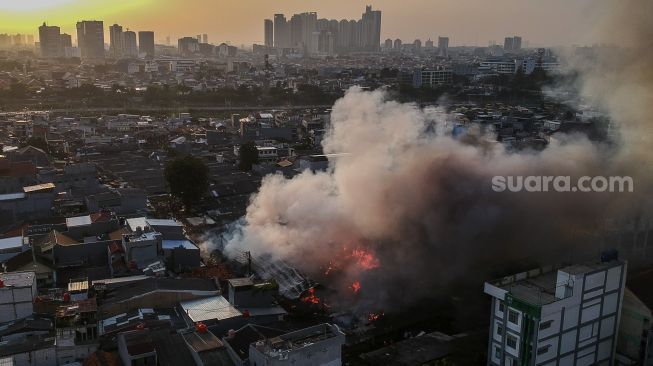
xmin=178 ymin=37 xmax=199 ymax=57
xmin=109 ymin=24 xmax=123 ymax=59
xmin=413 ymin=39 xmax=422 ymax=53
xmin=76 ymin=21 xmax=104 ymax=59
xmin=166 ymin=36 xmax=171 ymax=46
xmin=300 ymin=12 xmax=317 ymax=53
xmin=484 ymin=256 xmax=626 ymax=366
xmin=504 ymin=37 xmax=514 ymax=52
xmin=60 ymin=34 xmax=72 ymax=48
xmin=513 ymin=36 xmax=522 ymax=51
xmin=394 ymin=38 xmax=402 ymax=50
xmin=273 ymin=14 xmax=290 ymax=48
xmin=384 ymin=38 xmax=393 ymax=50
xmin=289 ymin=14 xmax=303 ymax=48
xmin=39 ymin=23 xmax=62 ymax=58
xmin=360 ymin=5 xmax=381 ymax=51
xmin=425 ymin=39 xmax=434 ymax=49
xmin=264 ymin=19 xmax=273 ymax=48
xmin=138 ymin=31 xmax=155 ymax=58
xmin=123 ymin=31 xmax=138 ymax=58
xmin=26 ymin=35 xmax=34 ymax=46
xmin=202 ymin=34 xmax=208 ymax=44
xmin=438 ymin=36 xmax=449 ymax=57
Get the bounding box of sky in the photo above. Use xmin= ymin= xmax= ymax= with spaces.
xmin=0 ymin=0 xmax=598 ymax=47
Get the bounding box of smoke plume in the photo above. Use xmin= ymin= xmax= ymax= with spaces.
xmin=205 ymin=0 xmax=653 ymax=310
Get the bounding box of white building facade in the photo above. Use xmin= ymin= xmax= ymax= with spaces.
xmin=484 ymin=258 xmax=627 ymax=366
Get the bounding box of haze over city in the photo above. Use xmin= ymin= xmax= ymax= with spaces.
xmin=1 ymin=0 xmax=605 ymax=47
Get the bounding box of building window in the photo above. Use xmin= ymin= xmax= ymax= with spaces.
xmin=508 ymin=310 xmax=519 ymax=324
xmin=498 ymin=301 xmax=505 ymax=314
xmin=539 ymin=320 xmax=553 ymax=330
xmin=537 ymin=345 xmax=550 ymax=355
xmin=496 ymin=323 xmax=503 ymax=336
xmin=494 ymin=345 xmax=501 ymax=359
xmin=507 ymin=335 xmax=518 ymax=350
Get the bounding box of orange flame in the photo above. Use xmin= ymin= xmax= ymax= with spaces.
xmin=350 ymin=248 xmax=380 ymax=269
xmin=351 ymin=281 xmax=361 ymax=293
xmin=301 ymin=287 xmax=320 ymax=304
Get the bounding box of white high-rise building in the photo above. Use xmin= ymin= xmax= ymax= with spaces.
xmin=484 ymin=256 xmax=626 ymax=366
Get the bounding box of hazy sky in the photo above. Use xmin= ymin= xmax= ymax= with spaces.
xmin=0 ymin=0 xmax=597 ymax=47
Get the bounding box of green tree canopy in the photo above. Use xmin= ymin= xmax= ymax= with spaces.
xmin=164 ymin=155 xmax=209 ymax=209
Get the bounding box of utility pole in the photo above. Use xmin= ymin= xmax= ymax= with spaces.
xmin=245 ymin=251 xmax=252 ymax=276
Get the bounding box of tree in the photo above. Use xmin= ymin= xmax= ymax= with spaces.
xmin=238 ymin=141 xmax=259 ymax=171
xmin=164 ymin=155 xmax=209 ymax=209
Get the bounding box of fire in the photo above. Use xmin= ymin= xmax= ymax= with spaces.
xmin=350 ymin=281 xmax=361 ymax=293
xmin=368 ymin=311 xmax=384 ymax=322
xmin=301 ymin=287 xmax=320 ymax=304
xmin=350 ymin=248 xmax=380 ymax=269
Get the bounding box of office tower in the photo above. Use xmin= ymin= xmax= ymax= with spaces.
xmin=39 ymin=23 xmax=62 ymax=58
xmin=484 ymin=256 xmax=626 ymax=366
xmin=60 ymin=33 xmax=72 ymax=57
xmin=413 ymin=39 xmax=422 ymax=53
xmin=76 ymin=21 xmax=104 ymax=59
xmin=438 ymin=36 xmax=449 ymax=57
xmin=360 ymin=5 xmax=381 ymax=51
xmin=264 ymin=19 xmax=273 ymax=48
xmin=337 ymin=19 xmax=351 ymax=50
xmin=289 ymin=14 xmax=303 ymax=48
xmin=109 ymin=24 xmax=123 ymax=58
xmin=138 ymin=31 xmax=155 ymax=58
xmin=178 ymin=37 xmax=199 ymax=57
xmin=425 ymin=39 xmax=434 ymax=49
xmin=202 ymin=34 xmax=208 ymax=44
xmin=513 ymin=36 xmax=522 ymax=50
xmin=196 ymin=35 xmax=201 ymax=42
xmin=504 ymin=37 xmax=514 ymax=52
xmin=300 ymin=12 xmax=317 ymax=53
xmin=394 ymin=38 xmax=402 ymax=50
xmin=384 ymin=38 xmax=393 ymax=50
xmin=273 ymin=14 xmax=290 ymax=48
xmin=123 ymin=31 xmax=138 ymax=58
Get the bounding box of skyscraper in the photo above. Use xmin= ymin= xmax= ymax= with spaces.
xmin=178 ymin=37 xmax=199 ymax=57
xmin=274 ymin=14 xmax=290 ymax=48
xmin=264 ymin=19 xmax=273 ymax=48
xmin=109 ymin=24 xmax=123 ymax=59
xmin=289 ymin=14 xmax=303 ymax=48
xmin=300 ymin=12 xmax=317 ymax=53
xmin=60 ymin=34 xmax=72 ymax=48
xmin=123 ymin=31 xmax=138 ymax=58
xmin=360 ymin=5 xmax=381 ymax=51
xmin=76 ymin=21 xmax=104 ymax=60
xmin=513 ymin=36 xmax=522 ymax=51
xmin=202 ymin=34 xmax=208 ymax=44
xmin=138 ymin=31 xmax=155 ymax=58
xmin=39 ymin=23 xmax=62 ymax=58
xmin=394 ymin=38 xmax=402 ymax=51
xmin=438 ymin=36 xmax=449 ymax=57
xmin=504 ymin=37 xmax=514 ymax=52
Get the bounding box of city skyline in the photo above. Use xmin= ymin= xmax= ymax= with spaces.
xmin=0 ymin=0 xmax=605 ymax=48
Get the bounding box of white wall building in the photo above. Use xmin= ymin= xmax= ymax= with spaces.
xmin=484 ymin=257 xmax=626 ymax=366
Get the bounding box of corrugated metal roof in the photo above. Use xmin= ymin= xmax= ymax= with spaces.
xmin=23 ymin=183 xmax=55 ymax=193
xmin=0 ymin=236 xmax=24 ymax=251
xmin=66 ymin=215 xmax=92 ymax=227
xmin=180 ymin=295 xmax=241 ymax=322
